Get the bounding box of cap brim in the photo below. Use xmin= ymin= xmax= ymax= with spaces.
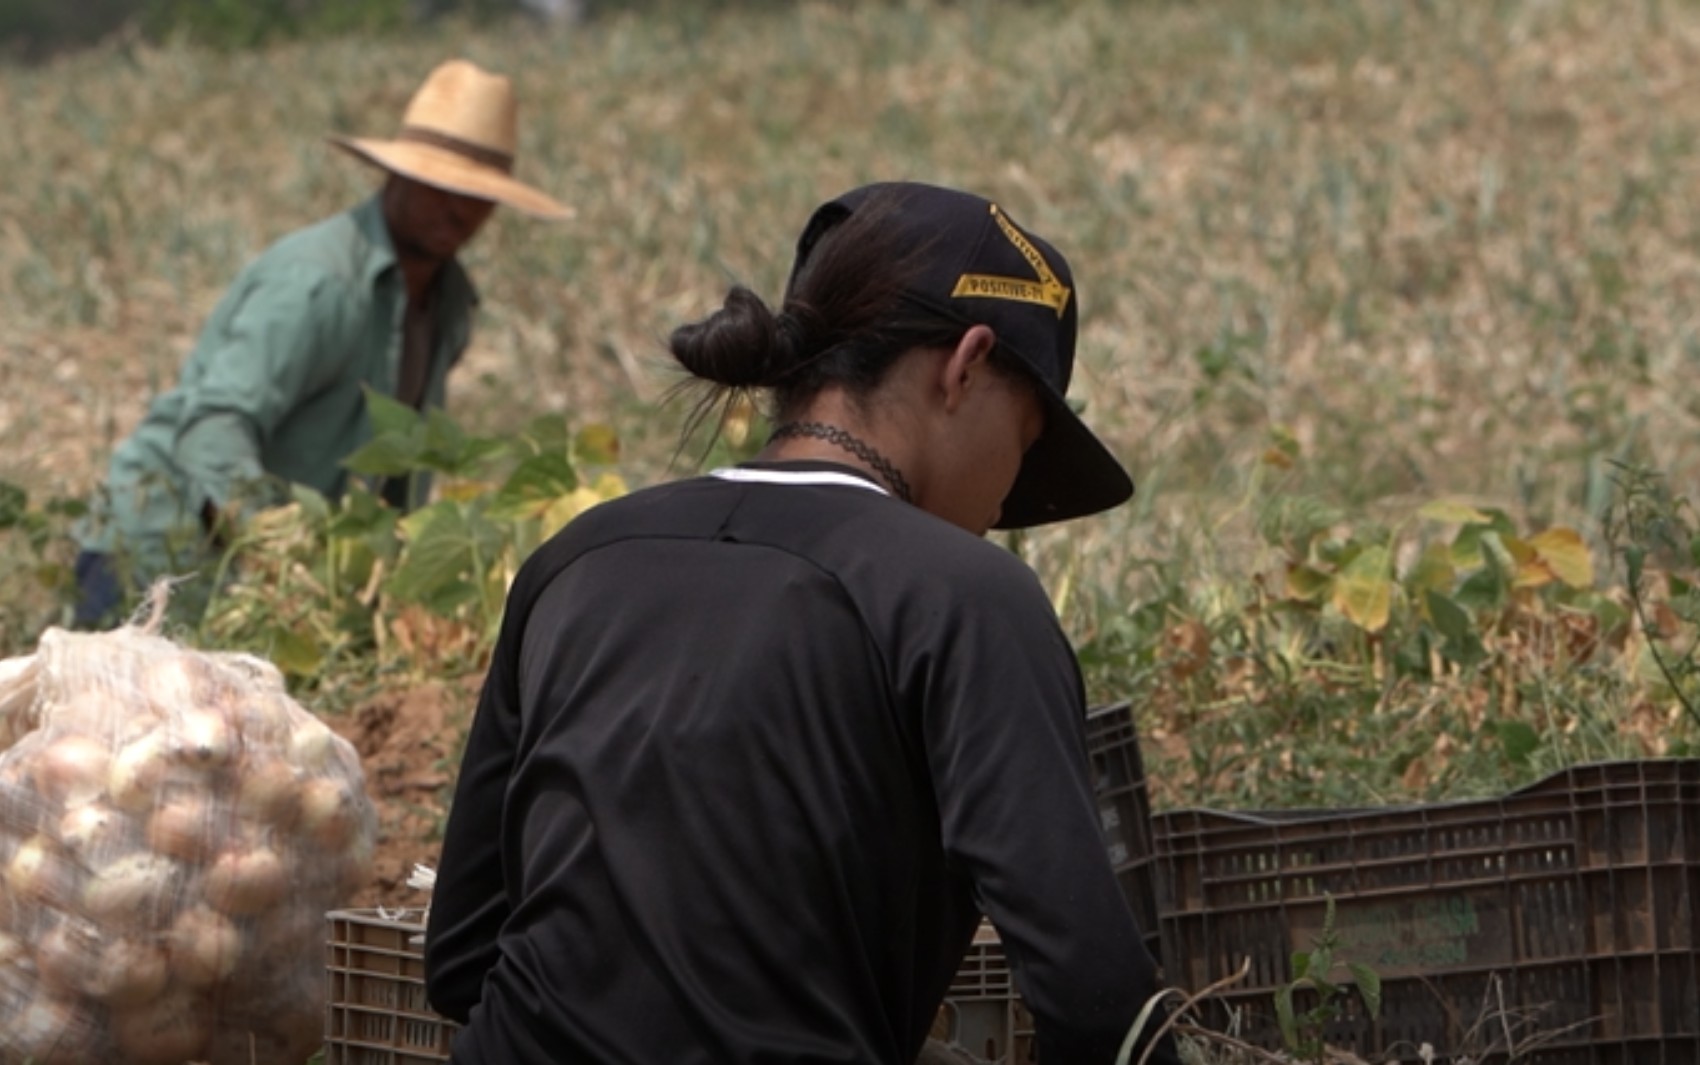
xmin=328 ymin=136 xmax=573 ymax=221
xmin=994 ymin=378 xmax=1134 ymax=529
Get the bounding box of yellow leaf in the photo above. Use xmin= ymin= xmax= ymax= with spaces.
xmin=590 ymin=472 xmax=629 ymax=501
xmin=1333 ymin=547 xmax=1393 ymax=632
xmin=538 ymin=475 xmax=627 ymax=539
xmin=1514 ymin=559 xmax=1556 ymax=589
xmin=574 ymin=424 xmax=621 ymax=465
xmin=1419 ymin=499 xmax=1493 ymax=525
xmin=439 ymin=478 xmax=496 ymax=503
xmin=723 ymin=396 xmax=757 ymax=448
xmin=1286 ymin=563 xmax=1333 ymax=602
xmin=541 ymin=487 xmax=606 ymax=538
xmin=1528 ymin=527 xmax=1594 ymax=589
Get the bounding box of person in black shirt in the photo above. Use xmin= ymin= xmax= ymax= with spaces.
xmin=425 ymin=182 xmax=1181 ymax=1065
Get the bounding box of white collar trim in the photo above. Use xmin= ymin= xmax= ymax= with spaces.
xmin=710 ymin=467 xmax=890 ymax=497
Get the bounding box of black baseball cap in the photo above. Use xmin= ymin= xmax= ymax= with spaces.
xmin=784 ymin=181 xmax=1135 ymax=529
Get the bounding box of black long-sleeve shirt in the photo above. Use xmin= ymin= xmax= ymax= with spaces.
xmin=426 ymin=462 xmax=1177 ymax=1065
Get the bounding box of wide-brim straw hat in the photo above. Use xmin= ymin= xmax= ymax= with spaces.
xmin=329 ymin=59 xmax=570 ymax=221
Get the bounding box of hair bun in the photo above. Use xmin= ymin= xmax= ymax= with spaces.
xmin=668 ymin=286 xmax=791 ymax=388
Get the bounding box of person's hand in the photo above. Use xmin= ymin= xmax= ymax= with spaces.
xmin=199 ymin=498 xmax=246 ymax=550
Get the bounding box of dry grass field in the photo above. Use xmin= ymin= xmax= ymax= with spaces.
xmin=5 ymin=0 xmax=1700 ymax=813
xmin=6 ymin=5 xmax=1700 ymax=1058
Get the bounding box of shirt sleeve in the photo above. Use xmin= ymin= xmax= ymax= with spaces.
xmin=424 ymin=594 xmax=527 ymax=1022
xmin=916 ymin=566 xmax=1181 ymax=1065
xmin=171 ymin=266 xmax=345 ymax=514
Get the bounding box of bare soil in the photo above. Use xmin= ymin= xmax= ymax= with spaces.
xmin=326 ymin=677 xmax=478 ymax=909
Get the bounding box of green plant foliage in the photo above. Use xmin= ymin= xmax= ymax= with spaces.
xmin=196 ymin=403 xmax=627 ymax=691
xmin=1273 ymin=897 xmax=1382 ymax=1065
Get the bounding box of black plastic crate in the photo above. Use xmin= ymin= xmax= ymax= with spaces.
xmin=1154 ymin=760 xmax=1700 ymax=1064
xmin=1084 ymin=700 xmax=1162 ymax=961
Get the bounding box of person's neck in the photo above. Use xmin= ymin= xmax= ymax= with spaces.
xmin=397 ymin=255 xmax=443 ymax=307
xmin=759 ymin=395 xmax=920 ymax=503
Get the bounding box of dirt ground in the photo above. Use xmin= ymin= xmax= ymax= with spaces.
xmin=325 ymin=677 xmax=480 ymax=909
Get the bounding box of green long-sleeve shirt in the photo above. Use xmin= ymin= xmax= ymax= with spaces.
xmin=79 ymin=195 xmax=477 ymax=579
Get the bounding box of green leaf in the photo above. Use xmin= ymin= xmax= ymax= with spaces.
xmin=0 ymin=481 xmax=26 ymax=530
xmin=1455 ymin=555 xmax=1509 ymax=612
xmin=1290 ymin=950 xmax=1311 ymax=980
xmin=289 ymin=484 xmax=332 ymax=527
xmin=45 ymin=496 xmax=87 ymax=520
xmin=1425 ymin=589 xmax=1486 ymax=667
xmin=1348 ymin=963 xmax=1383 ymax=1018
xmin=365 ymin=388 xmax=422 ymax=438
xmin=1589 ymin=596 xmax=1631 ymax=637
xmin=1332 ymin=545 xmax=1393 ymax=632
xmin=1425 ymin=589 xmax=1471 ymax=643
xmin=1309 ymin=947 xmax=1334 ymax=980
xmin=1406 ymin=542 xmax=1455 ymax=594
xmin=1286 ymin=563 xmax=1333 ymax=603
xmin=1493 ymin=720 xmax=1540 ymax=767
xmin=269 ymin=627 xmax=324 ymax=677
xmin=1419 ymin=498 xmax=1493 ymax=525
xmin=343 ymin=432 xmax=423 ymax=477
xmin=387 ymin=502 xmax=508 ymax=612
xmin=493 ymin=452 xmax=580 ymax=517
xmin=1450 ymin=523 xmax=1488 ymax=570
xmin=1274 ymin=983 xmax=1300 ymax=1053
xmin=419 ymin=408 xmax=506 ymax=476
xmin=517 ymin=413 xmax=574 ymax=456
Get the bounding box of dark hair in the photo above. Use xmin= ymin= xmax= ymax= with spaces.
xmin=668 ymin=191 xmax=975 ymax=425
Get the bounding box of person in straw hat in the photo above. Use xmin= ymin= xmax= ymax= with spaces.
xmin=73 ymin=59 xmax=567 ymax=626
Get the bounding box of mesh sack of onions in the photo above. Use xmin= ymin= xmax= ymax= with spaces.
xmin=0 ymin=618 xmax=375 ymax=1065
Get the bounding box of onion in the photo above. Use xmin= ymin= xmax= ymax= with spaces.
xmin=170 ymin=708 xmax=238 ymax=771
xmin=40 ymin=689 xmax=118 ymax=731
xmin=111 ymin=987 xmax=213 ymax=1065
xmin=7 ymin=992 xmax=101 ymax=1065
xmin=168 ymin=905 xmax=244 ymax=988
xmin=204 ymin=845 xmax=288 ymax=916
xmin=58 ymin=801 xmax=130 ymax=862
xmin=337 ymin=834 xmax=377 ymax=898
xmin=205 ymin=1021 xmax=321 ymax=1065
xmin=88 ymin=937 xmax=170 ymax=1007
xmin=297 ymin=777 xmax=361 ymax=850
xmin=81 ymin=852 xmax=180 ymax=926
xmin=287 ymin=723 xmax=342 ymax=774
xmin=6 ymin=836 xmax=78 ymax=905
xmin=145 ymin=794 xmax=219 ymax=862
xmin=108 ymin=734 xmax=175 ymax=814
xmin=35 ymin=915 xmax=103 ymax=995
xmin=245 ymin=692 xmax=301 ymax=743
xmin=30 ymin=734 xmax=111 ymax=807
xmin=0 ymin=929 xmax=25 ymax=967
xmin=250 ymin=904 xmax=322 ymax=962
xmin=0 ymin=776 xmax=51 ymax=836
xmin=141 ymin=654 xmax=206 ymax=714
xmin=235 ymin=756 xmax=301 ymax=827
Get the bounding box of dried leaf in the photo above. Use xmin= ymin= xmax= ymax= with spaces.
xmin=1527 ymin=527 xmax=1594 ymax=589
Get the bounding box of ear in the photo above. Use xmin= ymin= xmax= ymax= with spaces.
xmin=939 ymin=324 xmax=999 ymax=414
